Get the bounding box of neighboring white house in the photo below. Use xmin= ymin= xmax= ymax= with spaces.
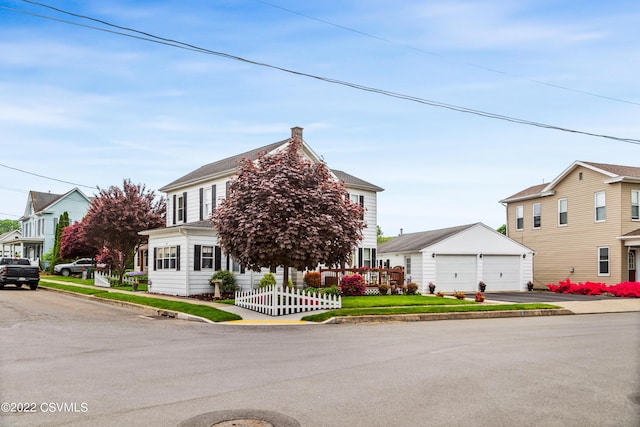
xmin=141 ymin=127 xmax=384 ymax=296
xmin=0 ymin=230 xmax=22 ymax=257
xmin=378 ymin=223 xmax=534 ymax=294
xmin=15 ymin=188 xmax=92 ymax=267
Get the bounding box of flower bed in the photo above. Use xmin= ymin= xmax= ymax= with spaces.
xmin=547 ymin=279 xmax=640 ymax=298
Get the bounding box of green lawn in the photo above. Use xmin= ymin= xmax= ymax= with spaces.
xmin=341 ymin=295 xmax=475 ymax=308
xmin=39 ymin=281 xmax=241 ymax=322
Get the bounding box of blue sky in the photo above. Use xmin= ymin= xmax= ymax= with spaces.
xmin=1 ymin=0 xmax=638 ymax=237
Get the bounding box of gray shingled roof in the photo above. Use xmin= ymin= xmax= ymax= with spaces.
xmin=160 ymin=139 xmax=288 ymax=191
xmin=30 ymin=191 xmax=63 ymax=212
xmin=332 ymin=169 xmax=384 ymax=192
xmin=501 ymin=160 xmax=640 ymax=203
xmin=378 ymin=223 xmax=477 ymax=253
xmin=582 ymin=161 xmax=640 ymax=178
xmin=160 ymin=139 xmax=383 ymax=193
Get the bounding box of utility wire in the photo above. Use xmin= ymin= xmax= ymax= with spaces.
xmin=5 ymin=2 xmax=640 ymax=145
xmin=255 ymin=0 xmax=640 ymax=107
xmin=0 ymin=163 xmax=97 ymax=190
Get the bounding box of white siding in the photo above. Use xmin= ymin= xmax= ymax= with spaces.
xmin=147 ymin=234 xmax=189 ymax=296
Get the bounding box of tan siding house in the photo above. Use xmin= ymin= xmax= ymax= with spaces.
xmin=500 ymin=161 xmax=640 ymax=287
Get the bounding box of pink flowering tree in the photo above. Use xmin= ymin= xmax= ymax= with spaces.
xmin=60 ymin=221 xmax=98 ymax=260
xmin=211 ymin=137 xmax=365 ymax=286
xmin=82 ymin=179 xmax=165 ymax=283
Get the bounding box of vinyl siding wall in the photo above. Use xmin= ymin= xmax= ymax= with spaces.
xmin=506 ymin=166 xmax=639 ymax=285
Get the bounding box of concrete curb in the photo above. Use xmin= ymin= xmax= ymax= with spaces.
xmin=39 ymin=286 xmax=214 ymax=323
xmin=325 ymin=308 xmax=574 ymax=324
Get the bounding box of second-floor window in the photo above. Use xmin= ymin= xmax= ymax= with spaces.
xmin=595 ymin=191 xmax=606 ymax=222
xmin=516 ymin=205 xmax=524 ymax=230
xmin=632 ymin=190 xmax=639 ymax=220
xmin=177 ymin=195 xmax=185 ymax=222
xmin=558 ymin=198 xmax=568 ymax=226
xmin=533 ymin=203 xmax=541 ymax=229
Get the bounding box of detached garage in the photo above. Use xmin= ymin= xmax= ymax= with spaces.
xmin=378 ymin=223 xmax=534 ymax=294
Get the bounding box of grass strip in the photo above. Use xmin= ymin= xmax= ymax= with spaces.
xmin=41 ymin=275 xmax=94 ymax=286
xmin=302 ymin=303 xmax=561 ymax=322
xmin=40 ymin=281 xmax=241 ymax=322
xmin=342 ymin=295 xmax=475 ymax=308
xmin=39 ymin=281 xmax=108 ymax=295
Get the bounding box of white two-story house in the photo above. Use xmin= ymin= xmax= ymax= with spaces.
xmin=141 ymin=127 xmax=383 ymax=296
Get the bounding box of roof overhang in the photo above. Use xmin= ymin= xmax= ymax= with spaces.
xmin=499 ymin=190 xmax=555 ymax=204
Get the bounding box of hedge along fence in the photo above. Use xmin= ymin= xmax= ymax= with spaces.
xmin=547 ymin=279 xmax=640 ymax=298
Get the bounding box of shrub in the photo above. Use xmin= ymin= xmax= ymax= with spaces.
xmin=406 ymin=282 xmax=419 ymax=295
xmin=475 ymin=292 xmax=484 ymax=302
xmin=304 ymin=286 xmax=340 ymax=296
xmin=303 ymin=271 xmax=322 ymax=288
xmin=340 ymin=274 xmax=366 ymax=296
xmin=453 ymin=290 xmax=466 ymax=300
xmin=210 ymin=270 xmax=237 ymax=296
xmin=378 ymin=283 xmax=390 ymax=295
xmin=547 ymin=279 xmax=640 ymax=298
xmin=259 ymin=273 xmax=277 ymax=288
xmin=435 ymin=291 xmax=444 ymax=297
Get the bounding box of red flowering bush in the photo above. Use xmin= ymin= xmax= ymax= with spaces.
xmin=303 ymin=271 xmax=322 ymax=288
xmin=340 ymin=274 xmax=366 ymax=296
xmin=475 ymin=292 xmax=484 ymax=302
xmin=547 ymin=279 xmax=640 ymax=298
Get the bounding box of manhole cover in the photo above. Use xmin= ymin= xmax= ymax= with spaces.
xmin=178 ymin=409 xmax=300 ymax=427
xmin=212 ymin=420 xmax=273 ymax=427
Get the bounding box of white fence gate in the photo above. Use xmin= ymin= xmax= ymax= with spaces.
xmin=94 ymin=271 xmax=111 ymax=288
xmin=235 ymin=286 xmax=341 ymax=316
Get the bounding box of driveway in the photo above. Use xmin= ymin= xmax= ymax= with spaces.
xmin=483 ymin=291 xmax=617 ymax=303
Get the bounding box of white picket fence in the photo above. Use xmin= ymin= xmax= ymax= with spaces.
xmin=235 ymin=285 xmax=341 ymax=316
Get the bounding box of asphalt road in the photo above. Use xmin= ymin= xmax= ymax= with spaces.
xmin=1 ymin=288 xmax=639 ymax=427
xmin=484 ymin=291 xmax=621 ymax=303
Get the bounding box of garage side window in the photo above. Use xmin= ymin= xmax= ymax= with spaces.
xmin=598 ymin=247 xmax=609 ymax=276
xmin=558 ymin=198 xmax=568 ymax=226
xmin=515 ymin=205 xmax=524 ymax=231
xmin=405 ymin=256 xmax=411 ymax=275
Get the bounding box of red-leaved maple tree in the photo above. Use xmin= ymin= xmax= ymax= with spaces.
xmin=82 ymin=179 xmax=165 ymax=283
xmin=211 ymin=137 xmax=365 ymax=286
xmin=60 ymin=221 xmax=98 ymax=260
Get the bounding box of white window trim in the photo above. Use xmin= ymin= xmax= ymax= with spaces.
xmin=595 ymin=191 xmax=606 ymax=223
xmin=632 ymin=190 xmax=639 ymax=221
xmin=558 ymin=198 xmax=568 ymax=227
xmin=515 ymin=205 xmax=524 ymax=231
xmin=532 ymin=203 xmax=541 ymax=229
xmin=597 ymin=246 xmax=610 ymax=277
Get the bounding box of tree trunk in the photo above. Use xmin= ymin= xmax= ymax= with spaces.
xmin=282 ymin=264 xmax=289 ymax=289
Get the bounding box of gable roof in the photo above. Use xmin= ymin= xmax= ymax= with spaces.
xmin=500 ymin=160 xmax=640 ymax=203
xmin=332 ymin=169 xmax=384 ymax=192
xmin=378 ymin=223 xmax=477 ymax=253
xmin=30 ymin=191 xmax=63 ymax=212
xmin=159 ymin=129 xmax=383 ymax=193
xmin=160 ymin=139 xmax=288 ymax=192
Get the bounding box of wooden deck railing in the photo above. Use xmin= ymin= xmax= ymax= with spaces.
xmin=319 ymin=267 xmax=404 ymax=289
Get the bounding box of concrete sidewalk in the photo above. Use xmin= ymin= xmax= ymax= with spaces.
xmin=39 ymin=278 xmax=640 ymax=324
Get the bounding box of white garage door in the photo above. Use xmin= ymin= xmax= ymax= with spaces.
xmin=482 ymin=255 xmax=521 ymax=291
xmin=436 ymin=255 xmax=477 ymax=292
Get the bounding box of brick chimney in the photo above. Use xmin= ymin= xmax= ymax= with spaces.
xmin=291 ymin=126 xmax=303 ymax=142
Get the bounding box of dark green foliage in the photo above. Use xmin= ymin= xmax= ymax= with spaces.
xmin=210 ymin=270 xmax=237 ymax=295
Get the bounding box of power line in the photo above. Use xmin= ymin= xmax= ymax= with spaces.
xmin=6 ymin=2 xmax=640 ymax=145
xmin=255 ymin=0 xmax=640 ymax=107
xmin=0 ymin=163 xmax=97 ymax=190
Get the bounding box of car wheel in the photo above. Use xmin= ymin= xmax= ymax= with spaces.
xmin=61 ymin=269 xmax=71 ymax=277
xmin=30 ymin=283 xmax=38 ymax=290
